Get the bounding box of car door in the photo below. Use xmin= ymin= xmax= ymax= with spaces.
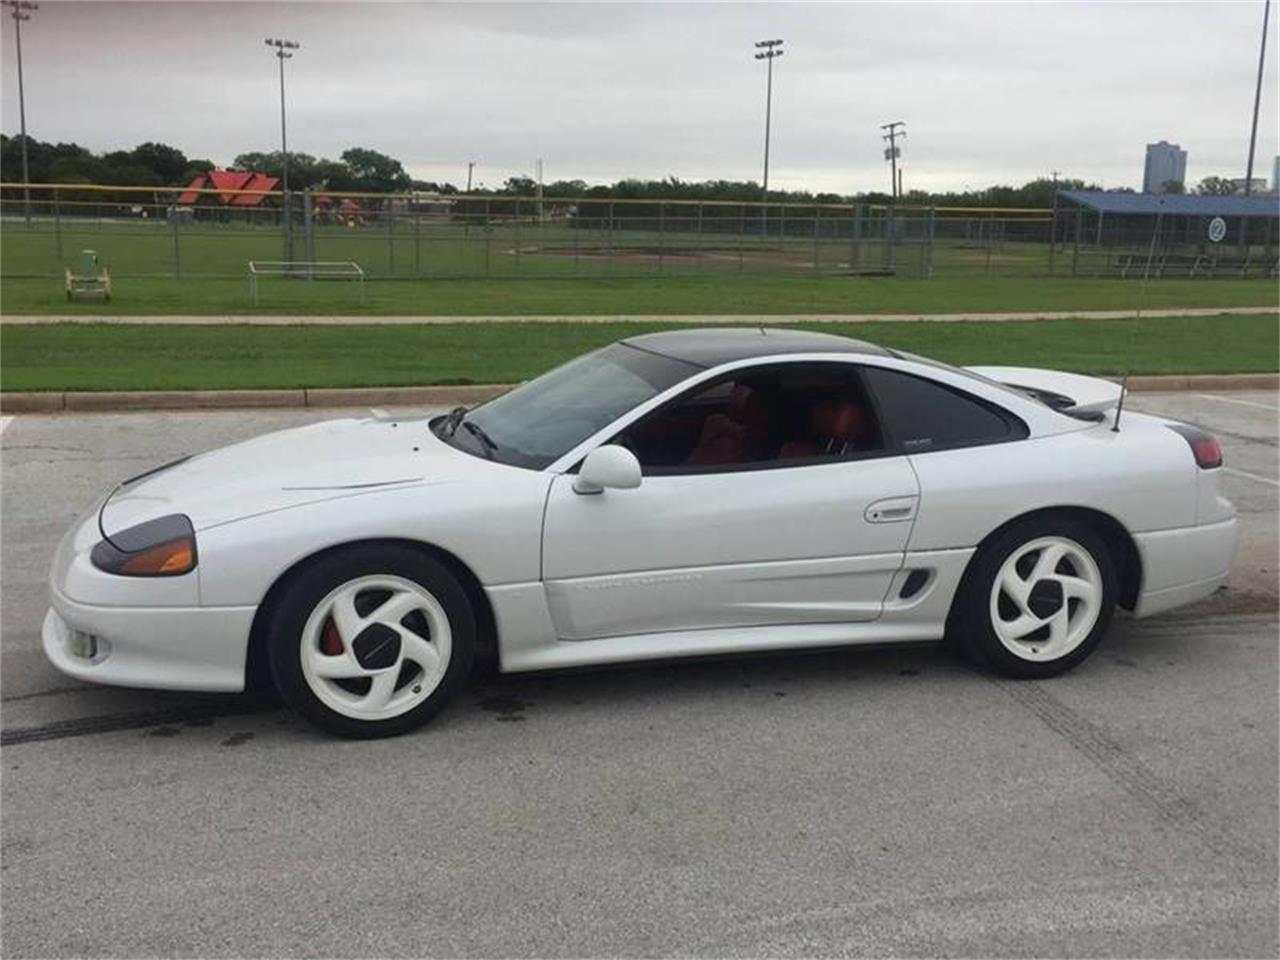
xmin=539 ymin=362 xmax=921 ymax=641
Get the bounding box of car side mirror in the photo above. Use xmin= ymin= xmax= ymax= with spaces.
xmin=573 ymin=445 xmax=642 ymax=495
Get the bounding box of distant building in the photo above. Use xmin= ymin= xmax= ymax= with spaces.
xmin=1272 ymin=155 xmax=1280 ymax=192
xmin=1142 ymin=141 xmax=1187 ymax=193
xmin=176 ymin=170 xmax=279 ymax=209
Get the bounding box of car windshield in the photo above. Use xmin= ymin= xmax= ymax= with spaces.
xmin=433 ymin=343 xmax=701 ymax=469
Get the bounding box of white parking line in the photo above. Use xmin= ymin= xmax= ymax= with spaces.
xmin=0 ymin=416 xmax=13 ymax=436
xmin=1197 ymin=393 xmax=1280 ymax=412
xmin=1225 ymin=467 xmax=1280 ymax=488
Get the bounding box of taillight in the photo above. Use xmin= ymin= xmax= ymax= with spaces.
xmin=1168 ymin=424 xmax=1223 ymax=469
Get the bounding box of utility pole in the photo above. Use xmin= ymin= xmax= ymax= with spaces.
xmin=466 ymin=161 xmax=475 ymax=193
xmin=881 ymin=121 xmax=905 ymax=199
xmin=4 ymin=1 xmax=37 ymax=225
xmin=754 ymin=38 xmax=784 ymax=236
xmin=1244 ymin=0 xmax=1271 ymax=197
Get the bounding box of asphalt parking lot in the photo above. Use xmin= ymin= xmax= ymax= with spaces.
xmin=1 ymin=392 xmax=1276 ymax=957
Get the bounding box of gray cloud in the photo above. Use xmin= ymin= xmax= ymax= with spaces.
xmin=2 ymin=1 xmax=1276 ymax=193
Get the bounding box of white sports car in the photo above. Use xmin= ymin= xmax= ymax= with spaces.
xmin=44 ymin=328 xmax=1236 ymax=737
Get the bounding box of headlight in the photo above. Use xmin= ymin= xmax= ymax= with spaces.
xmin=90 ymin=514 xmax=198 ymax=577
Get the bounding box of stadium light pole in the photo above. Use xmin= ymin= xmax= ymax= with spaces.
xmin=1243 ymin=0 xmax=1271 ymax=197
xmin=754 ymin=38 xmax=783 ymax=236
xmin=265 ymin=38 xmax=300 ymax=193
xmin=5 ymin=1 xmax=37 ymax=225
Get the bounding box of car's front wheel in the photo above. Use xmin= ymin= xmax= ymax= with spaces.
xmin=267 ymin=544 xmax=475 ymax=738
xmin=951 ymin=515 xmax=1117 ymax=678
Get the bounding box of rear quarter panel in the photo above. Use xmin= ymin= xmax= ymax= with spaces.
xmin=906 ymin=418 xmax=1197 ymax=551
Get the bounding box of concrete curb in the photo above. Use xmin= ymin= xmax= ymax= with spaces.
xmin=2 ymin=374 xmax=1275 ymax=414
xmin=2 ymin=306 xmax=1277 ymax=326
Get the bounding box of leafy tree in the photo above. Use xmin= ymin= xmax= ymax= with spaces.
xmin=502 ymin=176 xmax=537 ymax=195
xmin=1196 ymin=176 xmax=1236 ymax=196
xmin=1160 ymin=179 xmax=1186 ymax=194
xmin=340 ymin=147 xmax=410 ymax=191
xmin=130 ymin=142 xmax=189 ymax=183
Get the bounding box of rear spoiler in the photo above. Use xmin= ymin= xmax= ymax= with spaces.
xmin=965 ymin=366 xmax=1124 ymax=416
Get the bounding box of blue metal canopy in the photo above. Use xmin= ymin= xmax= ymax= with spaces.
xmin=1059 ymin=190 xmax=1279 ymax=218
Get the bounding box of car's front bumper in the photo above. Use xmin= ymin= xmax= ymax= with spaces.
xmin=43 ymin=586 xmax=255 ymax=693
xmin=1132 ymin=517 xmax=1238 ymax=618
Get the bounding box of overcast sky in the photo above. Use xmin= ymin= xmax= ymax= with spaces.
xmin=2 ymin=1 xmax=1276 ymax=194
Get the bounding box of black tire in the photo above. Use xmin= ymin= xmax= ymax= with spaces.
xmin=948 ymin=513 xmax=1118 ymax=679
xmin=267 ymin=543 xmax=476 ymax=738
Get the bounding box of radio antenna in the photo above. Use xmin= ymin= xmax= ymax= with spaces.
xmin=1115 ymin=201 xmax=1164 ymax=432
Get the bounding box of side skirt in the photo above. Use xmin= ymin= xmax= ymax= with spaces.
xmin=487 ymin=547 xmax=974 ymax=674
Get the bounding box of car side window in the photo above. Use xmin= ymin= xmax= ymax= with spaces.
xmin=612 ymin=363 xmax=887 ymax=474
xmin=860 ymin=366 xmax=1026 ymax=454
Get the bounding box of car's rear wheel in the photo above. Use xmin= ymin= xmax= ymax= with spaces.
xmin=267 ymin=544 xmax=475 ymax=738
xmin=951 ymin=515 xmax=1117 ymax=678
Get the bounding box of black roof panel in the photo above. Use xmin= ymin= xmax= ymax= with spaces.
xmin=622 ymin=327 xmax=889 ymax=368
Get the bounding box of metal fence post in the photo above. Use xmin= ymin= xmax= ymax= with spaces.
xmin=884 ymin=206 xmax=895 ymax=271
xmin=386 ymin=198 xmax=395 ymax=277
xmin=696 ymin=202 xmax=704 ymax=272
xmin=1048 ymin=194 xmax=1058 ymax=274
xmin=812 ymin=209 xmax=820 ymax=272
xmin=985 ymin=213 xmax=994 ymax=274
xmin=172 ymin=210 xmax=181 ymax=278
xmin=514 ymin=199 xmax=521 ymax=275
xmin=303 ymin=189 xmax=315 ymax=279
xmin=739 ymin=207 xmax=745 ymax=273
xmin=413 ymin=204 xmax=421 ymax=277
xmin=1072 ymin=209 xmax=1081 ymax=275
xmin=282 ymin=189 xmax=294 ymax=262
xmin=572 ymin=202 xmax=580 ymax=275
xmin=926 ymin=206 xmax=936 ymax=278
xmin=53 ymin=188 xmax=63 ymax=265
xmin=658 ymin=201 xmax=665 ymax=273
xmin=607 ymin=202 xmax=614 ymax=274
xmin=484 ymin=198 xmax=492 ymax=276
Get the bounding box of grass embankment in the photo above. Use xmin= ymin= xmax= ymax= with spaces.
xmin=1 ymin=315 xmax=1275 ymax=392
xmin=1 ymin=274 xmax=1278 ymax=317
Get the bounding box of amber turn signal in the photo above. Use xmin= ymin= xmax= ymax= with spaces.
xmin=91 ymin=514 xmax=198 ymax=578
xmin=119 ymin=539 xmax=196 ymax=576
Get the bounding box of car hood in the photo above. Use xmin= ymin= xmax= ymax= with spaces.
xmin=100 ymin=414 xmax=499 ymax=536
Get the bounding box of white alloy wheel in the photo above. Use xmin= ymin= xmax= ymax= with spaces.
xmin=299 ymin=574 xmax=453 ymax=721
xmin=988 ymin=535 xmax=1103 ymax=663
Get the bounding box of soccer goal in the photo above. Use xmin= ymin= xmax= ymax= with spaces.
xmin=247 ymin=260 xmax=366 ymax=305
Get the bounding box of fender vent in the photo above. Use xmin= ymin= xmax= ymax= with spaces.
xmin=899 ymin=569 xmax=930 ymax=600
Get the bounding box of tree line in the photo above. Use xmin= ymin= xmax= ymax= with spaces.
xmin=0 ymin=134 xmax=1255 ymax=207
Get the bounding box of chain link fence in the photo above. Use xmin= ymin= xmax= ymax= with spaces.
xmin=1 ymin=183 xmax=1056 ymax=285
xmin=2 ymin=183 xmax=1274 ymax=289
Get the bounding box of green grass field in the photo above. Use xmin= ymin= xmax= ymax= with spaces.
xmin=3 ymin=274 xmax=1278 ymax=318
xmin=3 ymin=315 xmax=1275 ymax=392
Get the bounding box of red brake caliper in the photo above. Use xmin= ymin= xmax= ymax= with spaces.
xmin=320 ymin=617 xmax=344 ymax=656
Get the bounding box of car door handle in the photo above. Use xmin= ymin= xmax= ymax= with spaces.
xmin=865 ymin=496 xmax=917 ymax=523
